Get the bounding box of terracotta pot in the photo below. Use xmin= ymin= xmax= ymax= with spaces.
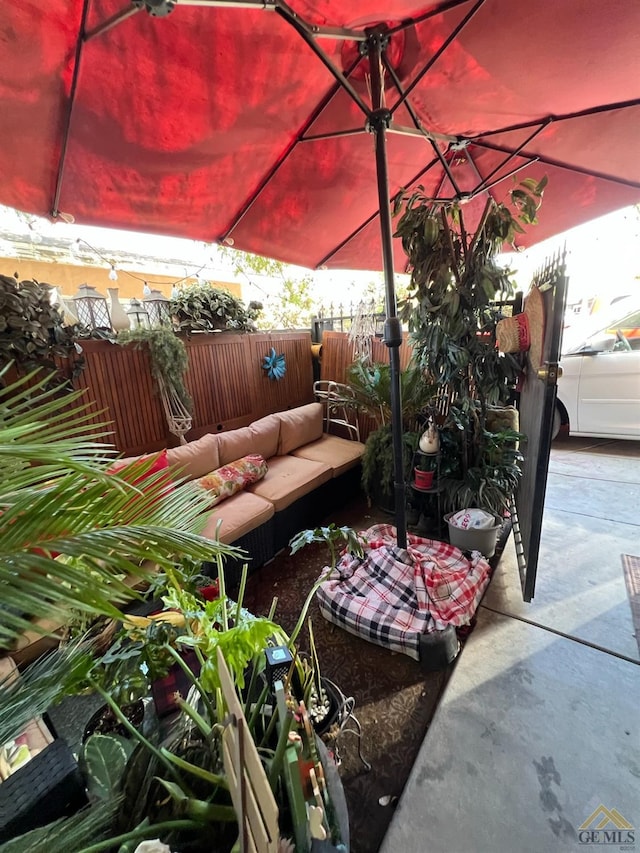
xmin=414 ymin=468 xmax=434 ymax=489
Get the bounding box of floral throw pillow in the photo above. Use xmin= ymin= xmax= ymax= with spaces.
xmin=196 ymin=454 xmax=268 ymax=506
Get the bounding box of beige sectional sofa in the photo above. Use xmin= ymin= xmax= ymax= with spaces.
xmin=165 ymin=402 xmax=365 ymax=568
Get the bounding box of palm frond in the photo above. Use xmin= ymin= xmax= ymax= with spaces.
xmin=0 ymin=799 xmax=121 ymax=853
xmin=0 ymin=368 xmax=243 ymax=646
xmin=0 ymin=640 xmax=94 ymax=744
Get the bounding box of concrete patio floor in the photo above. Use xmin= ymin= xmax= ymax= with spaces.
xmin=381 ymin=436 xmax=640 ymax=853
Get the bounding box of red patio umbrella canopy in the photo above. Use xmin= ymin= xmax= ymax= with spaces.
xmin=2 ymin=0 xmax=639 ymax=272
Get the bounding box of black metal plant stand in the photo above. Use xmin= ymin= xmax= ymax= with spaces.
xmin=409 ymin=449 xmax=444 ymax=539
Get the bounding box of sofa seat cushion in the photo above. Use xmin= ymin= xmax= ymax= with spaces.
xmin=217 ymin=414 xmax=281 ymax=466
xmin=290 ymin=435 xmax=365 ymax=477
xmin=167 ymin=434 xmax=220 ymax=481
xmin=199 ymin=491 xmax=274 ymax=544
xmin=248 ymin=455 xmax=332 ymax=512
xmin=276 ymin=403 xmax=324 ymax=455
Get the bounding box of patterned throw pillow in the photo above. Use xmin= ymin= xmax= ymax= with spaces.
xmin=107 ymin=449 xmax=172 ymax=489
xmin=196 ymin=454 xmax=268 ymax=506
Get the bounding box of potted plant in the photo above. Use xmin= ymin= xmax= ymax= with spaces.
xmin=0 ymin=274 xmax=77 ymax=380
xmin=345 ymin=359 xmax=434 ymax=511
xmin=286 ymin=525 xmax=368 ymax=757
xmin=169 ymin=281 xmax=261 ymax=335
xmin=1 ymin=558 xmax=344 ymax=851
xmin=394 ymin=178 xmax=544 ymax=520
xmin=2 ymin=512 xmax=354 ymax=850
xmin=117 ymin=326 xmax=193 ymax=413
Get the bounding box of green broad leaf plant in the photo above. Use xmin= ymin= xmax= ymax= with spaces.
xmin=169 ymin=281 xmax=260 ymax=335
xmin=344 ymin=358 xmax=435 ymax=505
xmin=393 ymin=177 xmax=547 ymax=515
xmin=0 ymin=274 xmax=77 ymax=377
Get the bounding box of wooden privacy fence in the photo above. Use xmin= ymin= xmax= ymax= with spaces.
xmin=49 ymin=329 xmax=415 ymax=456
xmin=318 ymin=331 xmax=415 ymax=441
xmin=319 ymin=331 xmax=413 ymax=384
xmin=56 ymin=332 xmax=315 ymax=457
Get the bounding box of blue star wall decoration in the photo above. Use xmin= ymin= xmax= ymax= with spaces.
xmin=262 ymin=347 xmax=286 ymax=380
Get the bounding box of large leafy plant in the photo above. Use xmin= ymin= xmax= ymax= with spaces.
xmin=0 ymin=365 xmax=237 ymax=656
xmin=343 ymin=358 xmax=434 ymax=506
xmin=170 ymin=282 xmax=260 ymax=334
xmin=394 ymin=178 xmax=545 ymax=513
xmin=346 ymin=357 xmax=436 ymax=431
xmin=0 ymin=275 xmax=75 ymax=374
xmin=360 ymin=423 xmax=419 ymax=507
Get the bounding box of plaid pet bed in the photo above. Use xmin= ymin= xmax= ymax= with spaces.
xmin=316 ymin=524 xmax=492 ymax=660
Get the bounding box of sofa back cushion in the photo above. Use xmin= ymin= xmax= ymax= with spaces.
xmin=217 ymin=414 xmax=280 ymax=465
xmin=276 ymin=403 xmax=324 ymax=455
xmin=167 ymin=434 xmax=220 ymax=481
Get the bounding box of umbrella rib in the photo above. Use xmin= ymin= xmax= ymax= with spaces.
xmin=275 ymin=6 xmax=370 ymax=117
xmin=316 ymin=156 xmax=440 ymax=269
xmin=220 ymin=57 xmax=363 ymax=242
xmin=445 ymin=144 xmax=501 ymax=209
xmin=473 ymin=157 xmax=539 ymax=198
xmin=301 ymin=128 xmax=365 ymax=143
xmin=382 ymin=54 xmax=465 ymax=199
xmin=473 ymin=140 xmax=640 ymax=190
xmin=51 ymin=0 xmax=92 ymax=220
xmin=469 ymin=98 xmax=640 ymax=141
xmin=84 ymin=4 xmax=142 ymax=42
xmin=469 ymin=123 xmax=549 ymax=193
xmin=389 ymin=0 xmax=487 ymax=116
xmin=52 ymin=1 xmax=142 ymax=219
xmin=387 ymin=0 xmax=480 ymax=36
xmin=387 ymin=124 xmax=458 ymax=145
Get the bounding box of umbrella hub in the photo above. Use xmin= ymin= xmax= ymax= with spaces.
xmin=341 ymin=21 xmax=416 ymax=89
xmin=366 ymin=108 xmax=392 ymax=133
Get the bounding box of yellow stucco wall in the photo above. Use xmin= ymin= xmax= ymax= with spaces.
xmin=0 ymin=258 xmax=241 ymax=301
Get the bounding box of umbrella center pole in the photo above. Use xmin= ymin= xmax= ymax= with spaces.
xmin=366 ymin=31 xmax=407 ymax=550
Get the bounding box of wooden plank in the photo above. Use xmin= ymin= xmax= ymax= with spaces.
xmin=223 ymin=733 xmax=273 ymax=853
xmin=218 ymin=648 xmax=278 ymax=853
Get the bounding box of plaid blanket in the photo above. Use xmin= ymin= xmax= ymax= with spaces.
xmin=316 ymin=524 xmax=492 ymax=660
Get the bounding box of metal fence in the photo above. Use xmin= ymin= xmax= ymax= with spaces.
xmin=311 ymin=299 xmax=386 ymax=343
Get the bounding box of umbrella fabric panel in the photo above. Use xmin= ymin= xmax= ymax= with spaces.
xmin=2 ymin=0 xmax=346 ymax=239
xmin=323 ymin=151 xmax=640 ymax=272
xmin=46 ymin=3 xmax=343 ymax=241
xmin=483 ymin=109 xmax=640 ymax=189
xmin=0 ymin=1 xmax=84 ymax=216
xmin=226 ymin=128 xmax=433 ymax=269
xmin=405 ymin=1 xmax=640 ymax=133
